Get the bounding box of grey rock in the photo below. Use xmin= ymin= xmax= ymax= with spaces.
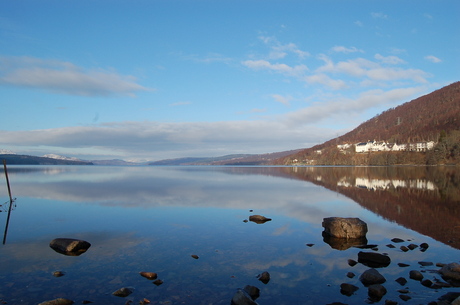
xmin=49 ymin=238 xmax=91 ymax=256
xmin=439 ymin=263 xmax=460 ymax=286
xmin=322 ymin=217 xmax=368 ymax=239
xmin=359 ymin=268 xmax=386 ymax=286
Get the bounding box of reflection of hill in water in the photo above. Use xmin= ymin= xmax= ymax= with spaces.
xmin=223 ymin=166 xmax=460 ymax=249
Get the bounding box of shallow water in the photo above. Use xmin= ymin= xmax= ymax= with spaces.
xmin=0 ymin=165 xmax=459 ymax=304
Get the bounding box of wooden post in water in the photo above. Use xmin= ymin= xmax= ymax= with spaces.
xmin=3 ymin=160 xmax=14 ymax=244
xmin=3 ymin=160 xmax=13 ymax=203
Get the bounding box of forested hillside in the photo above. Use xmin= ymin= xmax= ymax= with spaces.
xmin=275 ymin=82 xmax=460 ymax=165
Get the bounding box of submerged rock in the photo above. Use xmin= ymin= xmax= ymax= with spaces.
xmin=340 ymin=283 xmax=359 ymax=296
xmin=52 ymin=271 xmax=65 ymax=277
xmin=322 ymin=217 xmax=368 ymax=239
xmin=358 ymin=251 xmax=391 ymax=268
xmin=231 ymin=288 xmax=259 ymax=305
xmin=49 ymin=238 xmax=91 ymax=256
xmin=323 ymin=234 xmax=368 ymax=250
xmin=112 ymin=287 xmax=133 ymax=297
xmin=191 ymin=254 xmax=199 ymax=259
xmin=368 ymin=284 xmax=387 ymax=301
xmin=38 ymin=298 xmax=74 ymax=305
xmin=249 ymin=215 xmax=272 ymax=224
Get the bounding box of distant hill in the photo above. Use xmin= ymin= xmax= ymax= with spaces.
xmin=1 ymin=154 xmax=93 ymax=165
xmin=274 ymin=82 xmax=460 ymax=166
xmin=149 ymin=150 xmax=303 ymax=166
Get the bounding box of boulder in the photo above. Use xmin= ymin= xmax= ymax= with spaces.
xmin=322 ymin=217 xmax=368 ymax=239
xmin=323 ymin=234 xmax=368 ymax=250
xmin=231 ymin=288 xmax=259 ymax=305
xmin=249 ymin=215 xmax=272 ymax=224
xmin=409 ymin=270 xmax=423 ymax=281
xmin=358 ymin=251 xmax=391 ymax=268
xmin=49 ymin=238 xmax=91 ymax=256
xmin=368 ymin=284 xmax=387 ymax=301
xmin=340 ymin=283 xmax=359 ymax=296
xmin=359 ymin=268 xmax=386 ymax=286
xmin=439 ymin=263 xmax=460 ymax=286
xmin=139 ymin=271 xmax=158 ymax=280
xmin=257 ymin=271 xmax=270 ymax=284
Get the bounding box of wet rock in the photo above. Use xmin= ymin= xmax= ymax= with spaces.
xmin=421 ymin=279 xmax=433 ymax=287
xmin=395 ymin=277 xmax=407 ymax=286
xmin=306 ymin=243 xmax=314 ymax=247
xmin=49 ymin=238 xmax=91 ymax=256
xmin=346 ymin=272 xmax=355 ymax=278
xmin=438 ymin=292 xmax=460 ymax=303
xmin=368 ymin=284 xmax=387 ymax=301
xmin=409 ymin=270 xmax=423 ymax=281
xmin=420 ymin=242 xmax=429 ymax=251
xmin=399 ymin=294 xmax=411 ymax=301
xmin=418 ymin=261 xmax=433 ymax=267
xmin=400 ymin=246 xmax=409 ymax=252
xmin=53 ymin=271 xmax=65 ymax=277
xmin=348 ymin=259 xmax=358 ymax=267
xmin=38 ymin=298 xmax=74 ymax=305
xmin=112 ymin=287 xmax=133 ymax=297
xmin=439 ymin=263 xmax=460 ymax=286
xmin=359 ymin=268 xmax=386 ymax=286
xmin=322 ymin=217 xmax=368 ymax=239
xmin=153 ymin=279 xmax=163 ymax=286
xmin=257 ymin=271 xmax=270 ymax=284
xmin=139 ymin=271 xmax=157 ymax=280
xmin=385 ymin=300 xmax=398 ymax=305
xmin=391 ymin=238 xmax=405 ymax=243
xmin=243 ymin=285 xmax=260 ymax=301
xmin=386 ymin=244 xmax=396 ymax=248
xmin=340 ymin=283 xmax=359 ymax=296
xmin=398 ymin=263 xmax=410 ymax=267
xmin=407 ymin=243 xmax=418 ymax=250
xmin=358 ymin=251 xmax=391 ymax=268
xmin=249 ymin=215 xmax=272 ymax=224
xmin=231 ymin=288 xmax=259 ymax=305
xmin=191 ymin=254 xmax=199 ymax=259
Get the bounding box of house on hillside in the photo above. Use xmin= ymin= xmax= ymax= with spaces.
xmin=352 ymin=140 xmax=436 ymax=153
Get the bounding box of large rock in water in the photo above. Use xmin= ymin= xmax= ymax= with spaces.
xmin=439 ymin=263 xmax=460 ymax=286
xmin=49 ymin=238 xmax=91 ymax=256
xmin=322 ymin=217 xmax=368 ymax=239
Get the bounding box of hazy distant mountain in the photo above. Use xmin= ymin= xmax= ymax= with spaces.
xmin=90 ymin=159 xmax=142 ymax=166
xmin=43 ymin=154 xmax=82 ymax=162
xmin=149 ymin=150 xmax=303 ymax=166
xmin=1 ymin=154 xmax=93 ymax=165
xmin=274 ymin=82 xmax=460 ymax=165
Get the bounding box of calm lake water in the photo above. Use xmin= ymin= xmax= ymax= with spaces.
xmin=0 ymin=165 xmax=459 ymax=305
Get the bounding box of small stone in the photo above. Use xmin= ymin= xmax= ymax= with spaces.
xmin=420 ymin=242 xmax=429 ymax=250
xmin=340 ymin=283 xmax=359 ymax=296
xmin=395 ymin=277 xmax=407 ymax=286
xmin=398 ymin=263 xmax=410 ymax=267
xmin=400 ymin=246 xmax=409 ymax=252
xmin=385 ymin=300 xmax=398 ymax=305
xmin=153 ymin=279 xmax=163 ymax=286
xmin=418 ymin=261 xmax=433 ymax=267
xmin=421 ymin=279 xmax=433 ymax=287
xmin=348 ymin=259 xmax=358 ymax=267
xmin=112 ymin=287 xmax=133 ymax=297
xmin=409 ymin=270 xmax=423 ymax=281
xmin=398 ymin=289 xmax=409 ymax=293
xmin=139 ymin=272 xmax=158 ymax=280
xmin=407 ymin=243 xmax=418 ymax=250
xmin=243 ymin=285 xmax=260 ymax=301
xmin=358 ymin=251 xmax=391 ymax=268
xmin=49 ymin=238 xmax=91 ymax=256
xmin=306 ymin=243 xmax=314 ymax=247
xmin=249 ymin=215 xmax=272 ymax=224
xmin=191 ymin=254 xmax=199 ymax=259
xmin=399 ymin=294 xmax=412 ymax=301
xmin=346 ymin=272 xmax=355 ymax=278
xmin=257 ymin=271 xmax=270 ymax=284
xmin=53 ymin=271 xmax=65 ymax=277
xmin=386 ymin=244 xmax=396 ymax=248
xmin=391 ymin=238 xmax=405 ymax=243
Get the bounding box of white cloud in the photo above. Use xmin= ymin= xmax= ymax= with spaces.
xmin=242 ymin=60 xmax=308 ymax=77
xmin=371 ymin=12 xmax=388 ymax=19
xmin=331 ymin=46 xmax=364 ymax=54
xmin=374 ymin=54 xmax=406 ymax=65
xmin=424 ymin=55 xmax=442 ymax=63
xmin=271 ymin=94 xmax=292 ymax=106
xmin=304 ymin=74 xmax=347 ymax=90
xmin=0 ymin=56 xmax=149 ymax=97
xmin=258 ymin=36 xmax=310 ymax=59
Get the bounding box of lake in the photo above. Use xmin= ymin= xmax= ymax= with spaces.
xmin=0 ymin=165 xmax=459 ymax=305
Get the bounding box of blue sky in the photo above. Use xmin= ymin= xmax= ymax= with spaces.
xmin=0 ymin=0 xmax=458 ymax=161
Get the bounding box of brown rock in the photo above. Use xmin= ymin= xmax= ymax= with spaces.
xmin=49 ymin=238 xmax=91 ymax=256
xmin=139 ymin=271 xmax=158 ymax=280
xmin=257 ymin=271 xmax=270 ymax=284
xmin=112 ymin=287 xmax=133 ymax=297
xmin=409 ymin=270 xmax=423 ymax=281
xmin=368 ymin=284 xmax=387 ymax=301
xmin=322 ymin=217 xmax=368 ymax=239
xmin=38 ymin=299 xmax=74 ymax=305
xmin=439 ymin=263 xmax=460 ymax=286
xmin=249 ymin=215 xmax=272 ymax=224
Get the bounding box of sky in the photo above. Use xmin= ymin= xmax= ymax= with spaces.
xmin=0 ymin=0 xmax=458 ymax=162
